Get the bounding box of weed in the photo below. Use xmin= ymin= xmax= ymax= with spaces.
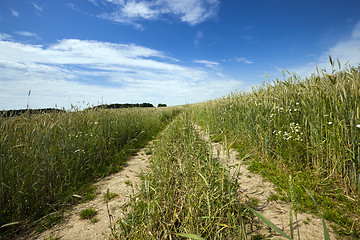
xmin=124 ymin=180 xmax=132 ymax=187
xmin=79 ymin=207 xmax=97 ymax=220
xmin=268 ymin=193 xmax=279 ymax=202
xmin=103 ymin=191 xmax=118 ymax=201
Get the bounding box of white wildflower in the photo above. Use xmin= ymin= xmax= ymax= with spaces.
xmin=356 ymin=124 xmax=360 ymax=128
xmin=328 ymin=122 xmax=333 ymax=125
xmin=74 ymin=149 xmax=85 ymax=154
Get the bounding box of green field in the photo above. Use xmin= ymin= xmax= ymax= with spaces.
xmin=1 ymin=61 xmax=360 ymax=239
xmin=0 ymin=106 xmax=181 ymax=236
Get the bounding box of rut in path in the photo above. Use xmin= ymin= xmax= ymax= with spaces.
xmin=32 ymin=123 xmax=336 ymax=240
xmin=195 ymin=124 xmax=336 ymax=240
xmin=32 ymin=143 xmax=153 ymax=240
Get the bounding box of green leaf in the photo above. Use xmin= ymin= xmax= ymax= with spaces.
xmin=248 ymin=207 xmax=292 ymax=240
xmin=176 ymin=233 xmax=206 ymax=240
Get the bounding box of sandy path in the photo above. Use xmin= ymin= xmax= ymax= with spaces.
xmin=27 ymin=122 xmax=337 ymax=240
xmin=32 ymin=144 xmax=152 ymax=240
xmin=195 ymin=125 xmax=337 ymax=240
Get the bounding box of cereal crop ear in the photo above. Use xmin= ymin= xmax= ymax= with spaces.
xmin=337 ymin=58 xmax=341 ymax=69
xmin=329 ymin=55 xmax=334 ymax=68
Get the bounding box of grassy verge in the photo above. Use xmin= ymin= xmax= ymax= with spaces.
xmin=116 ymin=111 xmax=252 ymax=239
xmin=0 ymin=106 xmax=181 ymax=237
xmin=193 ymin=62 xmax=360 ymax=238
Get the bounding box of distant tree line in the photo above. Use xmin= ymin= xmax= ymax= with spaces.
xmin=91 ymin=103 xmax=155 ymax=110
xmin=1 ymin=103 xmax=167 ymax=118
xmin=0 ymin=108 xmax=66 ymax=118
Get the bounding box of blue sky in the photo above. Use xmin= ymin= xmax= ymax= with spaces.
xmin=1 ymin=0 xmax=360 ymax=110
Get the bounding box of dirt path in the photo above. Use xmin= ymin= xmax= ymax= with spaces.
xmin=29 ymin=122 xmax=337 ymax=240
xmin=32 ymin=144 xmax=152 ymax=240
xmin=195 ymin=125 xmax=337 ymax=240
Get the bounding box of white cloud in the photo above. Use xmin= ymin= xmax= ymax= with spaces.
xmin=0 ymin=38 xmax=242 ymax=109
xmin=160 ymin=0 xmax=219 ymax=25
xmin=194 ymin=59 xmax=219 ymax=69
xmin=88 ymin=0 xmax=99 ymax=6
xmin=31 ymin=2 xmax=43 ymax=12
xmin=194 ymin=31 xmax=203 ymax=47
xmin=122 ymin=1 xmax=158 ymax=19
xmin=14 ymin=31 xmax=38 ymax=38
xmin=236 ymin=57 xmax=253 ymax=64
xmin=352 ymin=21 xmax=360 ymax=39
xmin=289 ymin=21 xmax=360 ymax=77
xmin=98 ymin=0 xmax=219 ymax=27
xmin=0 ymin=33 xmax=12 ymax=40
xmin=11 ymin=9 xmax=19 ymax=17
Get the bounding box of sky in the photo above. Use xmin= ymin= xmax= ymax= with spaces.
xmin=1 ymin=0 xmax=360 ymax=110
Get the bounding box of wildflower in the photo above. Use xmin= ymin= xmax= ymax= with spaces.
xmin=328 ymin=122 xmax=332 ymax=125
xmin=357 ymin=124 xmax=360 ymax=128
xmin=74 ymin=149 xmax=85 ymax=154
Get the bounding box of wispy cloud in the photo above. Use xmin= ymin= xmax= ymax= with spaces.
xmin=31 ymin=2 xmax=43 ymax=15
xmin=194 ymin=59 xmax=219 ymax=69
xmin=97 ymin=0 xmax=219 ymax=28
xmin=352 ymin=21 xmax=360 ymax=39
xmin=11 ymin=9 xmax=19 ymax=17
xmin=194 ymin=31 xmax=204 ymax=47
xmin=236 ymin=57 xmax=253 ymax=64
xmin=0 ymin=33 xmax=12 ymax=40
xmin=289 ymin=21 xmax=360 ymax=77
xmin=14 ymin=31 xmax=38 ymax=38
xmin=88 ymin=0 xmax=99 ymax=6
xmin=0 ymin=37 xmax=242 ymax=109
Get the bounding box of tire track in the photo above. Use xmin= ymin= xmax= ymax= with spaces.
xmin=32 ymin=144 xmax=153 ymax=240
xmin=195 ymin=124 xmax=336 ymax=240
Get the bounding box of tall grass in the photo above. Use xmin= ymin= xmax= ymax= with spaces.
xmin=194 ymin=61 xmax=360 ymax=195
xmin=117 ymin=111 xmax=250 ymax=239
xmin=0 ymin=107 xmax=180 ymax=233
xmin=193 ymin=61 xmax=360 ymax=236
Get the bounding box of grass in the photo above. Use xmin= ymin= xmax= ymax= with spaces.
xmin=124 ymin=180 xmax=132 ymax=187
xmin=79 ymin=207 xmax=97 ymax=220
xmin=0 ymin=106 xmax=181 ymax=237
xmin=193 ymin=60 xmax=360 ymax=237
xmin=116 ymin=111 xmax=252 ymax=239
xmin=103 ymin=191 xmax=118 ymax=201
